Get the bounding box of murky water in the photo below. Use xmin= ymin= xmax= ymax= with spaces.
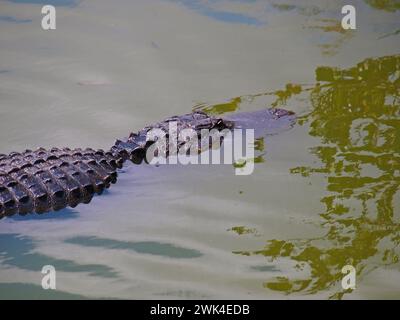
xmin=0 ymin=0 xmax=399 ymax=299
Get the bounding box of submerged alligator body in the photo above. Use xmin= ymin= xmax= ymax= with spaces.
xmin=0 ymin=108 xmax=295 ymax=218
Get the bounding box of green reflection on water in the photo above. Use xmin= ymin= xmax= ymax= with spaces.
xmin=196 ymin=97 xmax=242 ymax=115
xmin=228 ymin=226 xmax=258 ymax=236
xmin=365 ymin=0 xmax=400 ymax=12
xmin=233 ymin=54 xmax=400 ymax=299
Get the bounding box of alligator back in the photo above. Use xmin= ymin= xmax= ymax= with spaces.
xmin=0 ymin=108 xmax=295 ymax=219
xmin=0 ymin=148 xmax=121 ymax=218
xmin=0 ymin=111 xmax=230 ymax=219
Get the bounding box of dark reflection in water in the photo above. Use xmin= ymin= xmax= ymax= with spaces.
xmin=9 ymin=208 xmax=79 ymax=221
xmin=0 ymin=283 xmax=87 ymax=300
xmin=8 ymin=191 xmax=111 ymax=221
xmin=233 ymin=54 xmax=400 ymax=299
xmin=0 ymin=234 xmax=118 ymax=278
xmin=65 ymin=236 xmax=203 ymax=259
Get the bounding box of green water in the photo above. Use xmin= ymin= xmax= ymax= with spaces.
xmin=0 ymin=0 xmax=399 ymax=299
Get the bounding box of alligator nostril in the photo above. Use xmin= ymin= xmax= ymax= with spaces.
xmin=53 ymin=190 xmax=65 ymax=199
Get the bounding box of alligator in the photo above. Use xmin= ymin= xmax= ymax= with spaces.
xmin=0 ymin=108 xmax=295 ymax=218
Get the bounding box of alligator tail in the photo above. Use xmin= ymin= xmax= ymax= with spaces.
xmin=0 ymin=148 xmax=121 ymax=218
